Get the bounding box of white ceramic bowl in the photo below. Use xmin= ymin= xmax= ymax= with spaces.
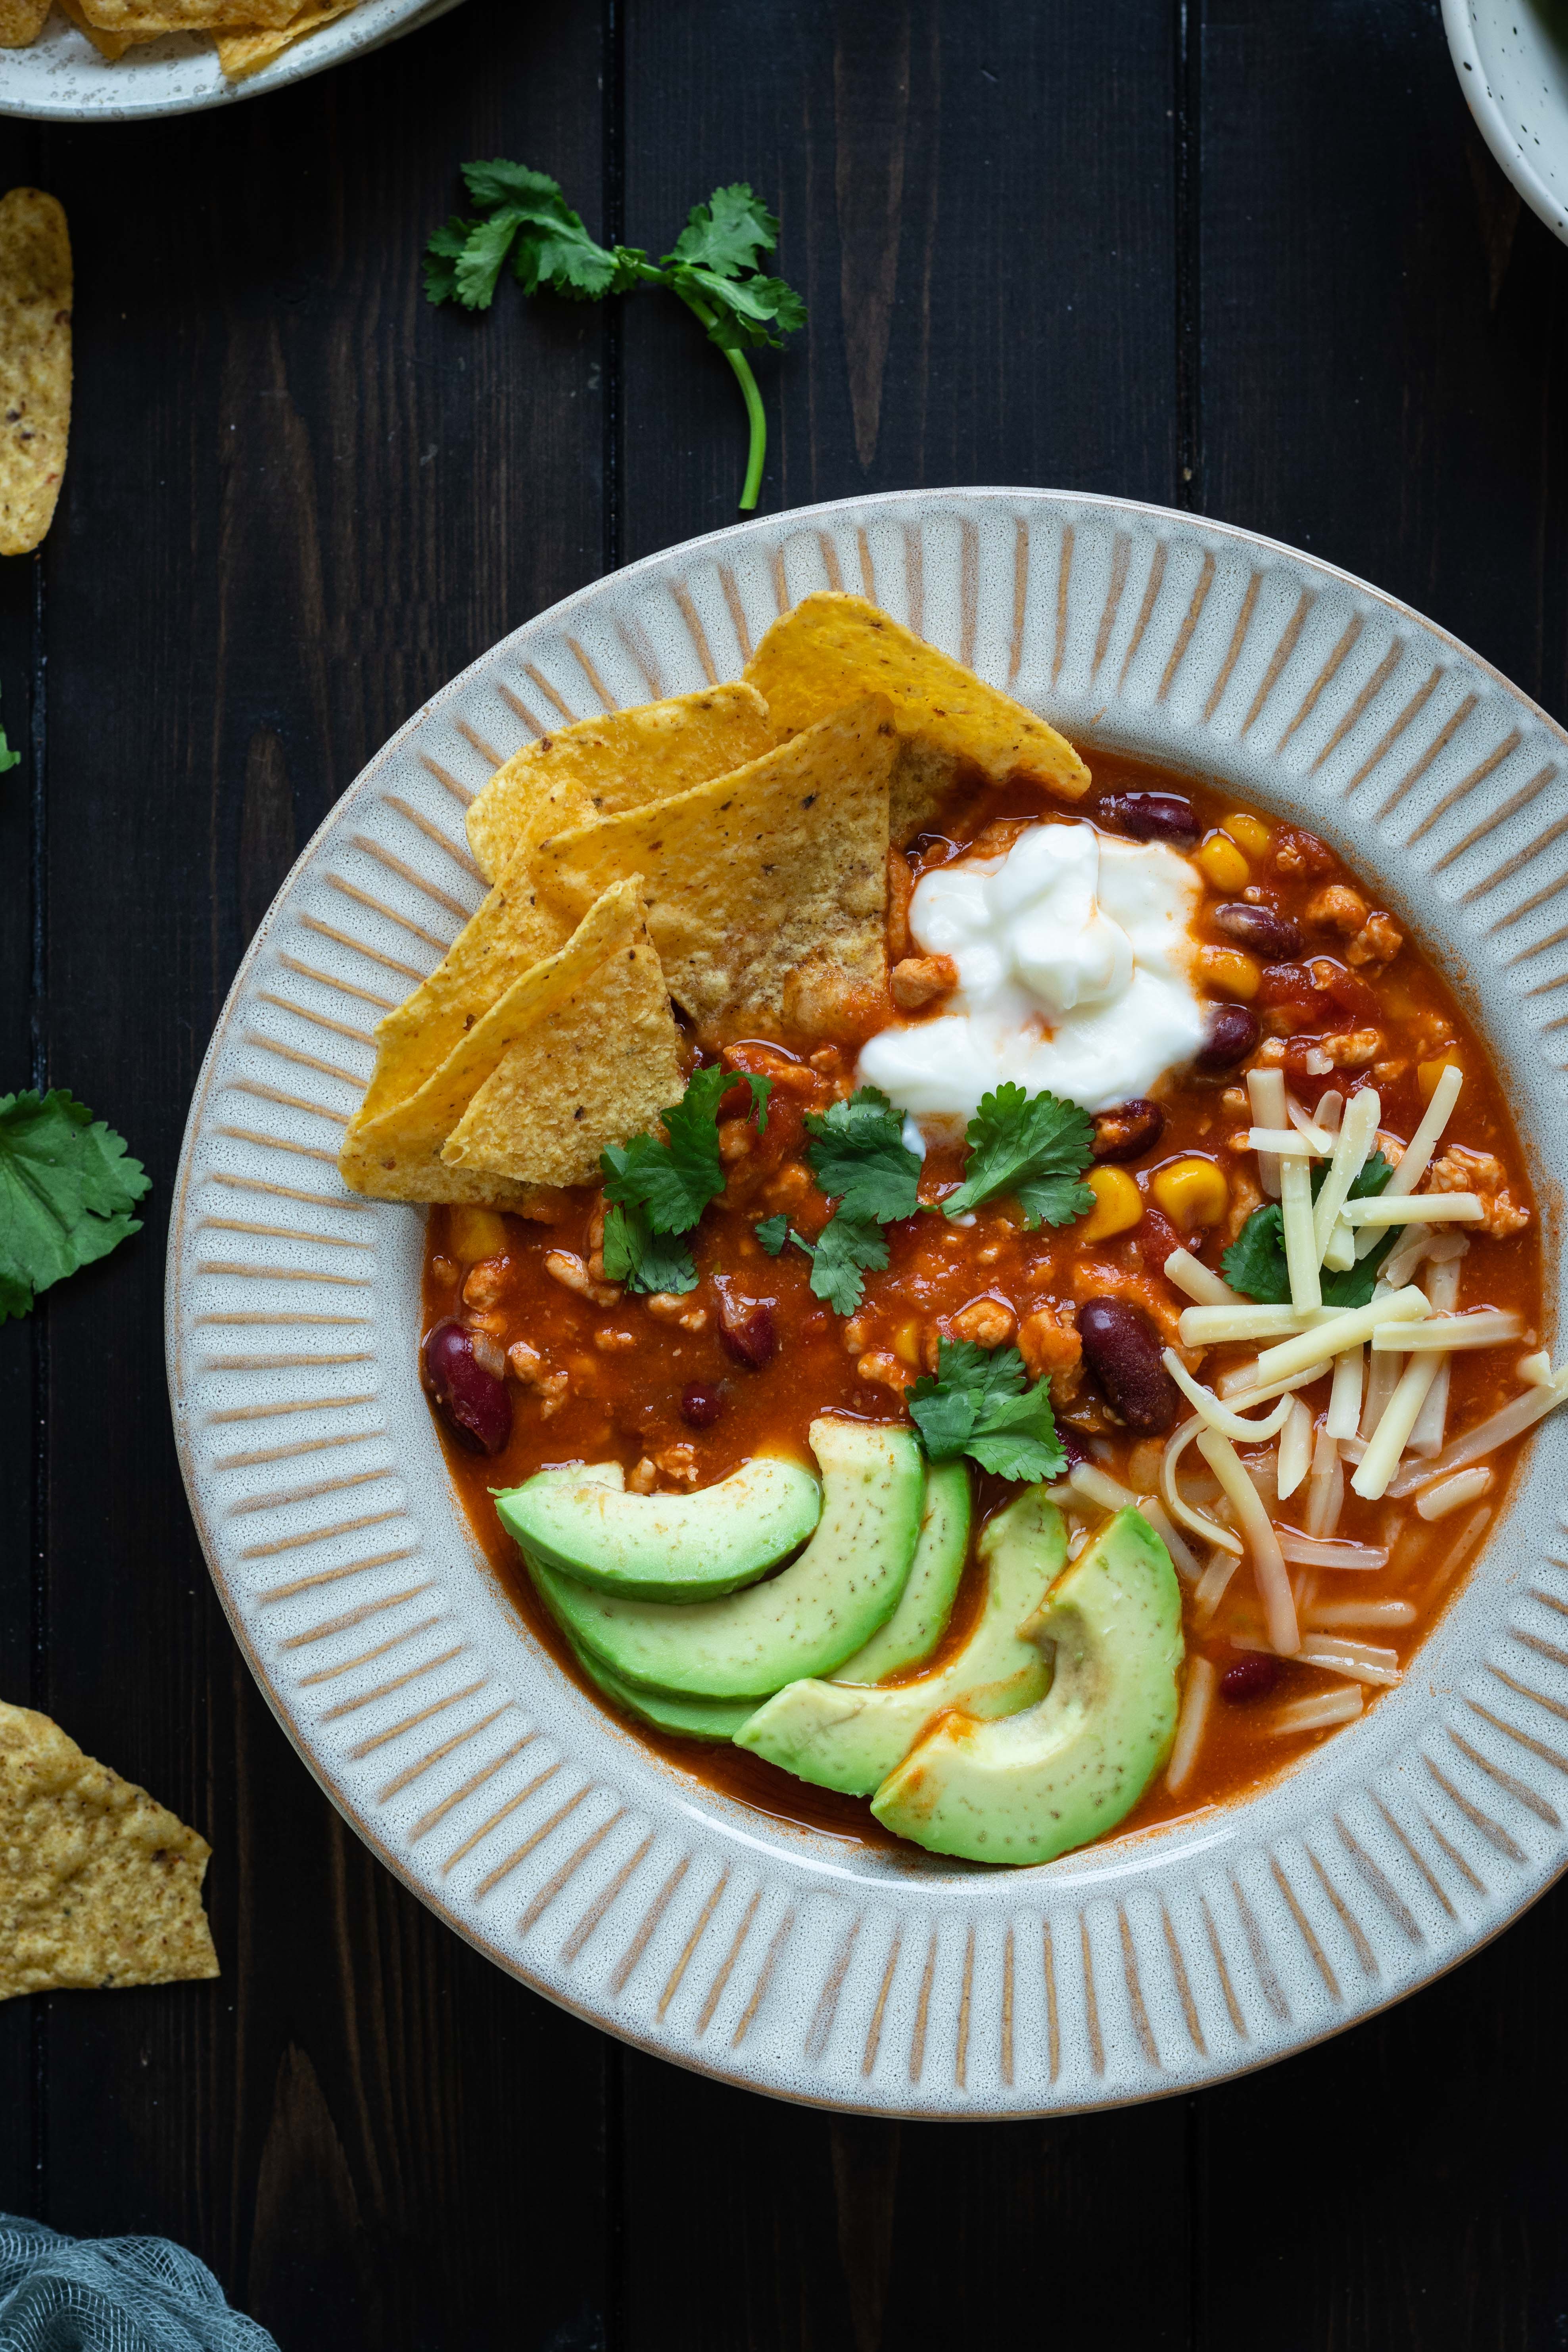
xmin=1443 ymin=0 xmax=1568 ymax=244
xmin=0 ymin=0 xmax=464 ymax=120
xmin=168 ymin=488 xmax=1568 ymax=2116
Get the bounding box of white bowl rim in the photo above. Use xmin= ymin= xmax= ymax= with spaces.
xmin=1441 ymin=0 xmax=1568 ymax=246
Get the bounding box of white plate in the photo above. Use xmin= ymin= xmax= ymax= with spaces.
xmin=0 ymin=0 xmax=464 ymax=119
xmin=1443 ymin=0 xmax=1568 ymax=245
xmin=168 ymin=488 xmax=1568 ymax=2116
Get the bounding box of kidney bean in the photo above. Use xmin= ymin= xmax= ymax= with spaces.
xmin=679 ymin=1382 xmax=724 ymax=1429
xmin=1194 ymin=1002 xmax=1260 ymax=1071
xmin=1213 ymin=901 xmax=1303 ymax=960
xmin=718 ymin=1294 xmax=778 ymax=1370
xmin=1077 ymin=1298 xmax=1182 ymax=1436
xmin=1139 ymin=1205 xmax=1182 ymax=1272
xmin=422 ymin=1318 xmax=513 ymax=1456
xmin=1090 ymin=1099 xmax=1165 ymax=1164
xmin=1057 ymin=1425 xmax=1088 ymax=1469
xmin=1221 ymin=1654 xmax=1284 ymax=1705
xmin=1100 ymin=791 xmax=1201 ymax=849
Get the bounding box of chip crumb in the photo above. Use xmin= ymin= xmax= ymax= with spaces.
xmin=0 ymin=188 xmax=71 ymax=559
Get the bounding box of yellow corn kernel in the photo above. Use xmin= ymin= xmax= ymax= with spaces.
xmin=892 ymin=1318 xmax=925 ymax=1368
xmin=1152 ymin=1156 xmax=1230 ymax=1229
xmin=1223 ymin=809 xmax=1272 ymax=858
xmin=1195 ymin=831 xmax=1251 ymax=891
xmin=447 ymin=1206 xmax=509 ymax=1263
xmin=1079 ymin=1165 xmax=1144 ymax=1242
xmin=1417 ymin=1049 xmax=1463 ymax=1100
xmin=1198 ymin=945 xmax=1262 ymax=1000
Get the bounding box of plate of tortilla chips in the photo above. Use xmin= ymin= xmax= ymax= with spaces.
xmin=0 ymin=0 xmax=463 ymax=116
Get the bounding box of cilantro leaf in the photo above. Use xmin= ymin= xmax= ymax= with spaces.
xmin=907 ymin=1338 xmax=1067 ymax=1483
xmin=422 ymin=217 xmax=472 ymax=305
xmin=802 ymin=1213 xmax=888 ymax=1315
xmin=942 ymin=1083 xmax=1095 ymax=1227
xmin=599 ymin=1204 xmax=697 ymax=1297
xmin=804 ymin=1086 xmax=921 ymax=1226
xmin=1221 ymin=1150 xmax=1396 ymax=1310
xmin=600 ymin=1064 xmax=729 ymax=1237
xmin=666 ymin=183 xmax=779 ymax=279
xmin=0 ymin=1089 xmax=150 ymax=1322
xmin=754 ymin=1214 xmax=790 ymax=1257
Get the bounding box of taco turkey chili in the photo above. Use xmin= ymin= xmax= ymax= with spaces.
xmin=421 ymin=749 xmax=1549 ymax=1854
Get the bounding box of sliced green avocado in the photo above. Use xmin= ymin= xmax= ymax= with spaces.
xmin=565 ymin=1632 xmax=754 ymax=1741
xmin=831 ymin=1461 xmax=971 ymax=1684
xmin=528 ymin=1419 xmax=925 ymax=1700
xmin=871 ymin=1506 xmax=1183 ymax=1866
xmin=497 ymin=1453 xmax=821 ymax=1601
xmin=734 ymin=1483 xmax=1063 ymax=1797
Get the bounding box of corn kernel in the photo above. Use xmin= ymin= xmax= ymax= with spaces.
xmin=1223 ymin=809 xmax=1272 ymax=858
xmin=1195 ymin=832 xmax=1251 ymax=891
xmin=447 ymin=1206 xmax=509 ymax=1263
xmin=1417 ymin=1049 xmax=1462 ymax=1100
xmin=1079 ymin=1165 xmax=1143 ymax=1242
xmin=892 ymin=1318 xmax=925 ymax=1368
xmin=1152 ymin=1156 xmax=1230 ymax=1229
xmin=1198 ymin=945 xmax=1262 ymax=1000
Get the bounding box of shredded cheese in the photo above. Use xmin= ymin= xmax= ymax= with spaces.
xmin=1163 ymin=1247 xmax=1244 ymax=1308
xmin=1383 ymin=1367 xmax=1568 ymax=1492
xmin=1159 ymin=1349 xmax=1295 ymax=1441
xmin=1068 ymin=1462 xmax=1137 ymax=1515
xmin=1276 ymin=1396 xmax=1313 ymax=1499
xmin=1136 ymin=1493 xmax=1203 ymax=1582
xmin=1195 ymin=1427 xmax=1300 ymax=1655
xmin=1161 ymin=1416 xmax=1244 ymax=1554
xmin=1371 ymin=1310 xmax=1522 ymax=1352
xmin=1247 ymin=1127 xmax=1323 ymax=1156
xmin=1385 ymin=1061 xmax=1463 ymax=1196
xmin=1253 ymin=1284 xmax=1431 ymax=1384
xmin=1164 ymin=1657 xmax=1217 ymax=1795
xmin=1296 ymin=1635 xmax=1401 ymax=1686
xmin=1351 ymin=1352 xmax=1443 ymax=1498
xmin=1267 ymin=1687 xmax=1363 ymax=1735
xmin=1311 ymin=1085 xmax=1380 ymax=1263
xmin=1280 ymin=1153 xmax=1322 ymax=1311
xmin=1276 ymin=1528 xmax=1388 ymax=1567
xmin=1178 ymin=1303 xmax=1310 ymax=1347
xmin=1345 ymin=1193 xmax=1484 ymax=1227
xmin=1416 ymin=1465 xmax=1495 ymax=1521
xmin=1248 ymin=1066 xmax=1287 ymax=1198
xmin=1326 ymin=1343 xmax=1364 ymax=1438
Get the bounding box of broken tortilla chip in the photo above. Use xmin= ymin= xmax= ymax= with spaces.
xmin=214 ymin=0 xmax=364 ymax=75
xmin=0 ymin=1701 xmax=219 ymax=2000
xmin=80 ymin=0 xmax=297 ymax=24
xmin=0 ymin=0 xmax=50 ymax=41
xmin=533 ymin=696 xmax=895 ymax=1044
xmin=466 ymin=683 xmax=775 ymax=885
xmin=441 ymin=878 xmax=683 ymax=1189
xmin=744 ymin=592 xmax=1091 ymax=842
xmin=56 ymin=0 xmax=138 ymax=53
xmin=0 ymin=189 xmax=71 ymax=560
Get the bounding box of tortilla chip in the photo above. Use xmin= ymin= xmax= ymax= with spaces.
xmin=466 ymin=683 xmax=775 ymax=885
xmin=0 ymin=0 xmax=49 ymax=42
xmin=744 ymin=592 xmax=1091 ymax=842
xmin=0 ymin=190 xmax=71 ymax=560
xmin=56 ymin=0 xmax=141 ymax=52
xmin=214 ymin=0 xmax=364 ymax=75
xmin=81 ymin=0 xmax=296 ymax=23
xmin=441 ymin=879 xmax=683 ymax=1188
xmin=341 ymin=881 xmax=666 ymax=1205
xmin=533 ymin=696 xmax=895 ymax=1044
xmin=0 ymin=1701 xmax=219 ymax=1999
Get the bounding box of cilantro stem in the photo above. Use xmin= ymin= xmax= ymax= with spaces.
xmin=674 ymin=288 xmax=768 ymax=511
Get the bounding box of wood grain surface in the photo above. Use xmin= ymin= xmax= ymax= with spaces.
xmin=2 ymin=2 xmax=1566 ymax=2345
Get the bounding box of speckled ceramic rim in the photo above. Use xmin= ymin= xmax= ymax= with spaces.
xmin=1441 ymin=0 xmax=1568 ymax=247
xmin=167 ymin=487 xmax=1568 ymax=2117
xmin=0 ymin=0 xmax=465 ymax=123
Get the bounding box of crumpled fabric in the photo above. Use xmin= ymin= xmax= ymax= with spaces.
xmin=0 ymin=2216 xmax=277 ymax=2352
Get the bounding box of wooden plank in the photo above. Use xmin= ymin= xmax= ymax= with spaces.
xmin=23 ymin=9 xmax=612 ymax=2342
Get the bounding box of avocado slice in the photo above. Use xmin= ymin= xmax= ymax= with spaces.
xmin=831 ymin=1461 xmax=971 ymax=1684
xmin=497 ymin=1453 xmax=821 ymax=1601
xmin=734 ymin=1483 xmax=1063 ymax=1796
xmin=565 ymin=1632 xmax=755 ymax=1741
xmin=527 ymin=1419 xmax=925 ymax=1700
xmin=871 ymin=1506 xmax=1183 ymax=1865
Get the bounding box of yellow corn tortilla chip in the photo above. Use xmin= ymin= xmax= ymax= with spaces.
xmin=0 ymin=0 xmax=50 ymax=42
xmin=341 ymin=880 xmax=665 ymax=1205
xmin=0 ymin=190 xmax=71 ymax=560
xmin=744 ymin=592 xmax=1091 ymax=842
xmin=533 ymin=696 xmax=895 ymax=1044
xmin=81 ymin=0 xmax=296 ymax=23
xmin=466 ymin=683 xmax=775 ymax=885
xmin=56 ymin=0 xmax=138 ymax=52
xmin=0 ymin=1701 xmax=219 ymax=2000
xmin=214 ymin=0 xmax=364 ymax=74
xmin=441 ymin=879 xmax=683 ymax=1189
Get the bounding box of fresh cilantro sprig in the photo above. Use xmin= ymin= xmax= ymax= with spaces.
xmin=1222 ymin=1150 xmax=1395 ymax=1311
xmin=0 ymin=1089 xmax=150 ymax=1321
xmin=600 ymin=1066 xmax=769 ymax=1294
xmin=941 ymin=1083 xmax=1095 ymax=1227
xmin=795 ymin=1086 xmax=921 ymax=1317
xmin=907 ymin=1339 xmax=1067 ymax=1483
xmin=426 ymin=165 xmax=805 ymax=512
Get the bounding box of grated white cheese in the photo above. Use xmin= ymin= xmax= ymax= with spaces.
xmin=1326 ymin=1342 xmax=1364 ymax=1438
xmin=1253 ymin=1285 xmax=1431 ymax=1384
xmin=1280 ymin=1154 xmax=1322 ymax=1311
xmin=1351 ymin=1353 xmax=1444 ymax=1498
xmin=1178 ymin=1303 xmax=1310 ymax=1347
xmin=1345 ymin=1193 xmax=1484 ymax=1227
xmin=1195 ymin=1427 xmax=1301 ymax=1655
xmin=1163 ymin=1247 xmax=1244 ymax=1308
xmin=1311 ymin=1085 xmax=1380 ymax=1263
xmin=1276 ymin=1396 xmax=1314 ymax=1500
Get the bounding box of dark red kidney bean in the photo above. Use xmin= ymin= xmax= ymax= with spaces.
xmin=1213 ymin=900 xmax=1303 ymax=960
xmin=1100 ymin=791 xmax=1201 ymax=849
xmin=1090 ymin=1099 xmax=1165 ymax=1163
xmin=1221 ymin=1654 xmax=1283 ymax=1705
xmin=1140 ymin=1205 xmax=1182 ymax=1272
xmin=1057 ymin=1425 xmax=1088 ymax=1469
xmin=1077 ymin=1298 xmax=1182 ymax=1435
xmin=679 ymin=1382 xmax=724 ymax=1429
xmin=1194 ymin=1002 xmax=1261 ymax=1072
xmin=422 ymin=1318 xmax=512 ymax=1456
xmin=718 ymin=1296 xmax=777 ymax=1370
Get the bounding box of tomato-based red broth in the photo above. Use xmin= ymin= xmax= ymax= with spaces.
xmin=422 ymin=754 xmax=1544 ymax=1851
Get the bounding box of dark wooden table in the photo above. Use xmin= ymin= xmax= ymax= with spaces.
xmin=4 ymin=3 xmax=1568 ymax=2344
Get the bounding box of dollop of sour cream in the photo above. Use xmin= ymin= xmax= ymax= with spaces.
xmin=858 ymin=820 xmax=1207 ymax=1121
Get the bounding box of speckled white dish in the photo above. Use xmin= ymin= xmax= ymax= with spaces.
xmin=0 ymin=0 xmax=464 ymax=120
xmin=168 ymin=488 xmax=1568 ymax=2116
xmin=1443 ymin=0 xmax=1568 ymax=245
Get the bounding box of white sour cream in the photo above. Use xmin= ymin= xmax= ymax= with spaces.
xmin=859 ymin=820 xmax=1207 ymax=1120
